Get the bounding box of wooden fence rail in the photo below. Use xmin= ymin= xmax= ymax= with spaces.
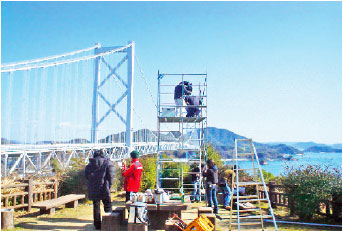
xmin=258 ymin=181 xmax=339 ymax=219
xmin=1 ymin=179 xmax=58 ymax=212
xmin=2 ymin=179 xmax=340 ymax=220
xmin=258 ymin=182 xmax=288 ymax=208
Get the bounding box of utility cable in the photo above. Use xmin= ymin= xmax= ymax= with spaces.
xmin=135 ymin=56 xmax=157 ymax=108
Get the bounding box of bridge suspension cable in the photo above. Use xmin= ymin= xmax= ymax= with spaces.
xmin=135 ymin=55 xmax=176 ymax=135
xmin=1 ymin=44 xmax=131 ymax=73
xmin=2 ymin=44 xmax=100 ymax=68
xmin=1 ymin=43 xmax=183 ymax=177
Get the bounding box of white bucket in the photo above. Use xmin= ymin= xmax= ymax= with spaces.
xmin=154 ymin=192 xmax=163 ymax=204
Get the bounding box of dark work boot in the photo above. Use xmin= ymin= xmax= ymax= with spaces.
xmin=94 ymin=221 xmax=101 ymax=230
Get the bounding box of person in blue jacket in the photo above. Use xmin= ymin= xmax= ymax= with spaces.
xmin=219 ymin=169 xmax=234 ymax=210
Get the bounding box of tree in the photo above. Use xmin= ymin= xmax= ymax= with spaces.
xmin=206 ymin=144 xmax=223 ymax=168
xmin=261 ymin=169 xmax=275 ymax=183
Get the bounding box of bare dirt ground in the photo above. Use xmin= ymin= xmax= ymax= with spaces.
xmin=4 ymin=198 xmax=341 ymax=231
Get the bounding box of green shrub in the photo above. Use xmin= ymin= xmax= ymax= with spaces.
xmin=140 ymin=155 xmax=157 ymax=191
xmin=58 ymin=157 xmax=121 ymax=198
xmin=281 ymin=164 xmax=342 ymax=220
xmin=159 ymin=161 xmax=190 ymax=192
xmin=58 ymin=158 xmax=88 ymax=197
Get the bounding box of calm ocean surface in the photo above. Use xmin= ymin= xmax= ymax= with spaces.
xmin=231 ymin=152 xmax=342 ymax=176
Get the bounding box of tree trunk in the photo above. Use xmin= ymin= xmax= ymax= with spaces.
xmin=1 ymin=208 xmax=14 ymax=229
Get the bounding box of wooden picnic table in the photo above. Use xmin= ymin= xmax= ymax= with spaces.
xmin=126 ymin=200 xmax=191 ymax=229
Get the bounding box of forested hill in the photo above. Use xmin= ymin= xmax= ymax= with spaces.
xmin=205 ymin=127 xmax=302 ymax=159
xmin=206 ymin=127 xmax=246 ymax=146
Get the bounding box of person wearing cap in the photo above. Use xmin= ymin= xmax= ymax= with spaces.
xmin=85 ymin=149 xmax=114 ymax=230
xmin=121 ymin=151 xmax=143 ymax=202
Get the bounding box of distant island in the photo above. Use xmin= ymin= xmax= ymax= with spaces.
xmin=303 ymin=146 xmax=342 ymax=153
xmin=266 ymin=141 xmax=342 ymax=151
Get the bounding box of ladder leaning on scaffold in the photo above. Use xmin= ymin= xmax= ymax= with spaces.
xmin=229 ymin=139 xmax=278 ymax=231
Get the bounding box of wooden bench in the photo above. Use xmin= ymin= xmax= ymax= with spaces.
xmin=32 ymin=194 xmax=85 ymax=215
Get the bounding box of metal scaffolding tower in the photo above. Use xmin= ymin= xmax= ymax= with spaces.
xmin=156 ymin=72 xmax=208 ymax=198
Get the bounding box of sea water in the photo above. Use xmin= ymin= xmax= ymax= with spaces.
xmin=229 ymin=152 xmax=342 ymax=176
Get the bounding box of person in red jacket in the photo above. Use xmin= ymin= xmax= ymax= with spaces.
xmin=121 ymin=151 xmax=143 ymax=201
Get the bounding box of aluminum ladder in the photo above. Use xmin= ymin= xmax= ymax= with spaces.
xmin=229 ymin=139 xmax=278 ymax=231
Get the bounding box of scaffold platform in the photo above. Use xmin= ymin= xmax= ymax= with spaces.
xmin=158 ymin=116 xmax=206 ymax=123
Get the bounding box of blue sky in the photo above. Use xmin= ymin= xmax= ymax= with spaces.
xmin=1 ymin=1 xmax=342 ymax=144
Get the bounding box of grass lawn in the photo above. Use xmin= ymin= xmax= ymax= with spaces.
xmin=3 ymin=196 xmax=341 ymax=231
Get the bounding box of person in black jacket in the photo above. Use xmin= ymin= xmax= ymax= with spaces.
xmin=85 ymin=149 xmax=115 ymax=230
xmin=184 ymin=95 xmax=202 ymax=117
xmin=202 ymin=159 xmax=219 ymax=213
xmin=174 ymin=81 xmax=192 ymax=116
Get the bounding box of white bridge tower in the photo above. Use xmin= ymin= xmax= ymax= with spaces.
xmin=91 ymin=41 xmax=135 ymax=153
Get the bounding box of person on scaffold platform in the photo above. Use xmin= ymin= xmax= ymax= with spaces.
xmin=184 ymin=95 xmax=202 ymax=117
xmin=174 ymin=81 xmax=192 ymax=116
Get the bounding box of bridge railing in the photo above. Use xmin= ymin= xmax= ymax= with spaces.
xmin=1 ymin=141 xmax=182 ymax=177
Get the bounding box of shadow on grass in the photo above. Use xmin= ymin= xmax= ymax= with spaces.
xmin=37 ymin=217 xmax=92 ymax=223
xmin=264 ymin=222 xmax=342 ymax=230
xmin=17 ymin=208 xmax=64 ymax=218
xmin=16 ymin=218 xmax=94 ymax=231
xmin=111 ymin=200 xmax=126 ymax=206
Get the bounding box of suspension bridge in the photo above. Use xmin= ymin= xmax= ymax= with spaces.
xmin=1 ymin=42 xmax=282 ymax=231
xmin=1 ymin=41 xmax=186 ymax=176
